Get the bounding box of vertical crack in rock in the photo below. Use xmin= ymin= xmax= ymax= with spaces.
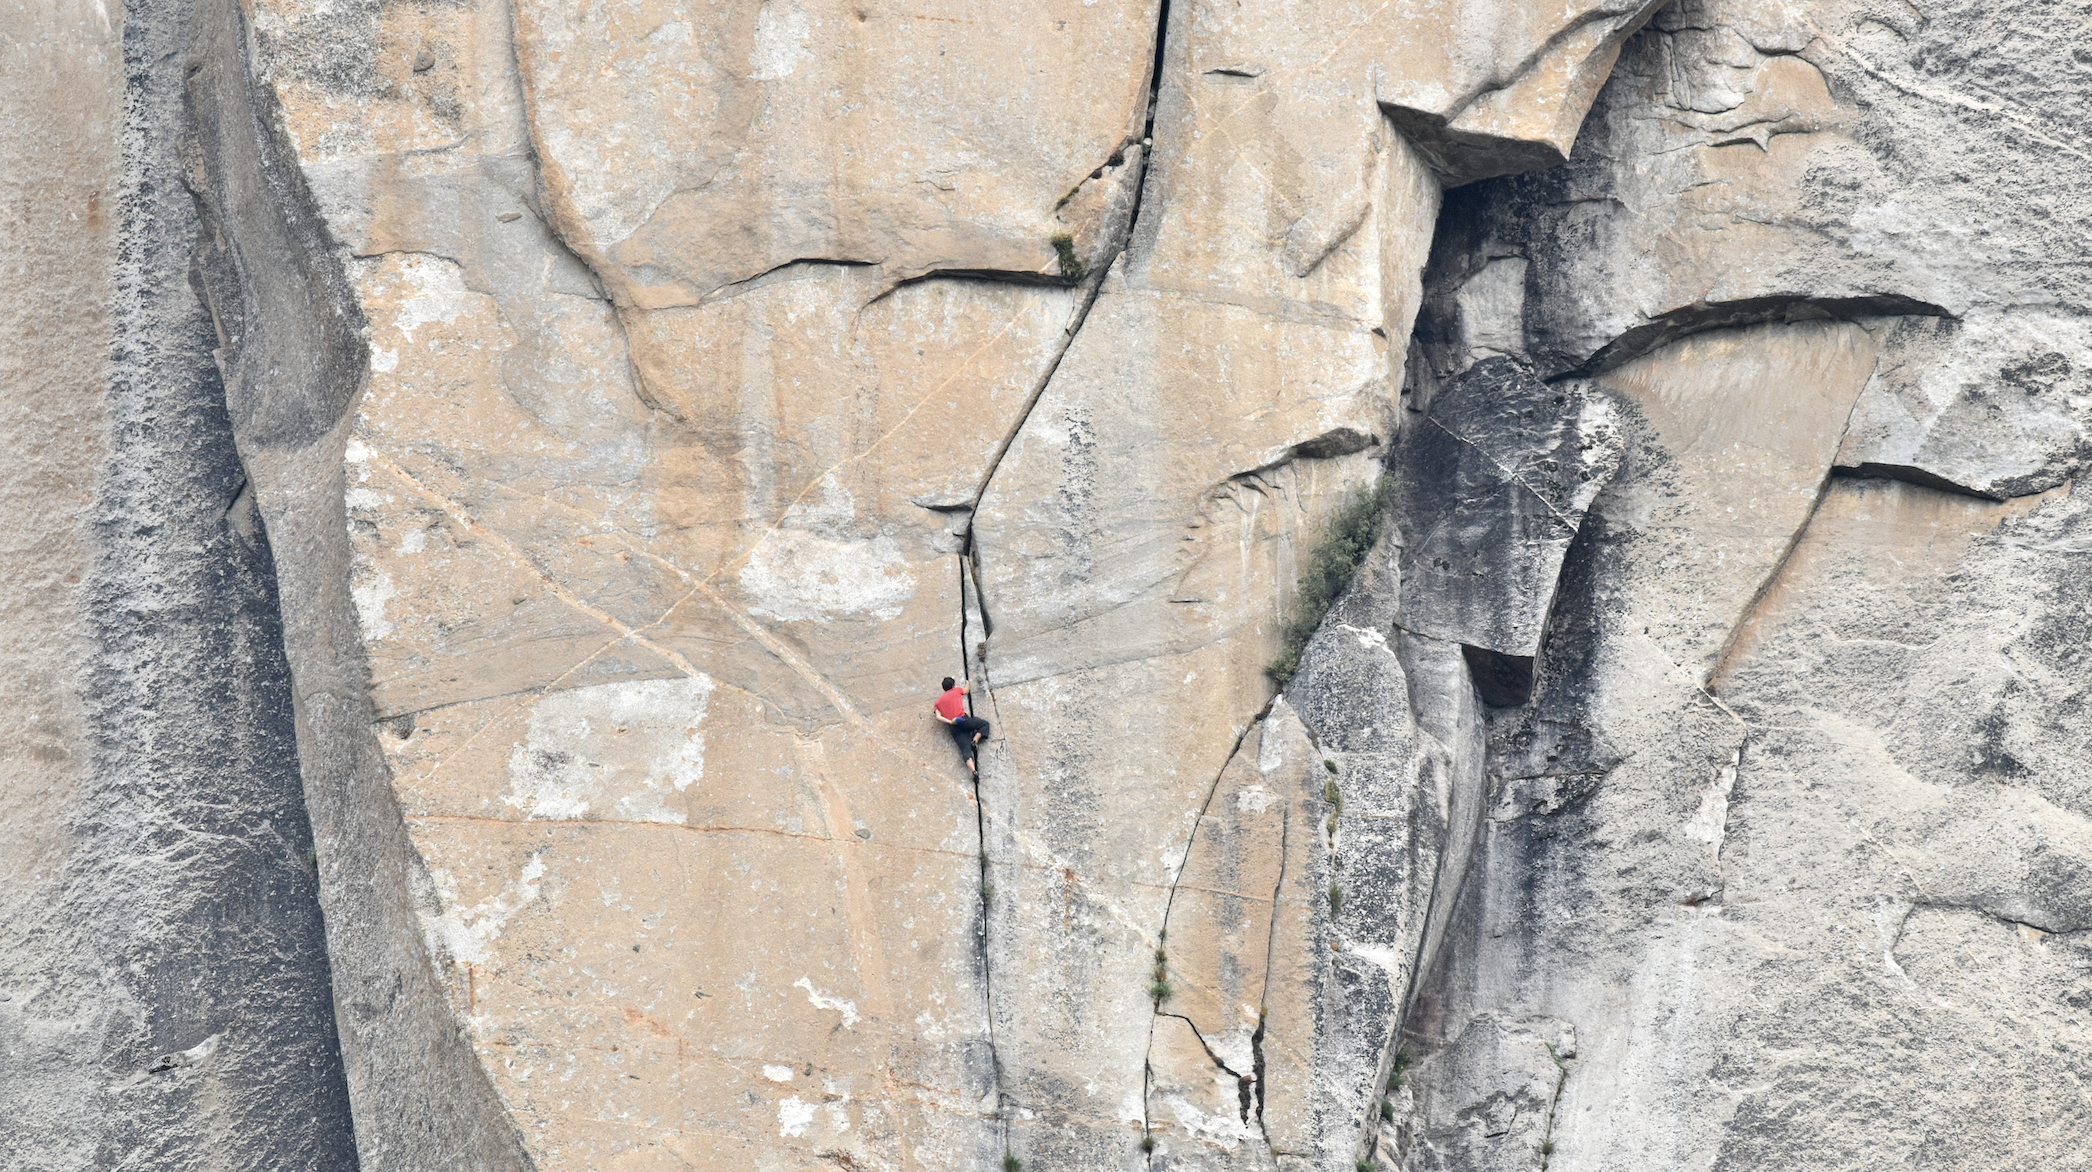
xmin=967 ymin=539 xmax=995 ymax=642
xmin=1136 ymin=713 xmax=1265 ymax=1136
xmin=1249 ymin=803 xmax=1288 ymax=1143
xmin=955 ymin=133 xmax=1150 ymax=1171
xmin=955 ymin=8 xmax=1171 ymax=1150
xmin=1138 ymin=0 xmax=1172 ymax=171
xmin=957 ymin=546 xmax=1007 ymax=1141
xmin=1536 ymin=1040 xmax=1571 ymax=1170
xmin=964 ymin=258 xmax=1122 ymax=521
xmin=959 ymin=553 xmax=974 ymax=694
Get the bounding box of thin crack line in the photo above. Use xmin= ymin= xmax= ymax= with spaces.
xmin=1246 ymin=800 xmax=1289 ymax=1147
xmin=408 ymin=813 xmax=979 ymax=859
xmin=1139 ymin=708 xmax=1269 ymax=1148
xmin=1812 ymin=26 xmax=2092 ymax=166
xmin=1703 ymin=468 xmax=1834 ymax=694
xmin=1422 ymin=414 xmax=1583 ymax=531
xmin=363 ymin=451 xmax=957 ymax=788
xmin=716 ymin=305 xmax=1036 ymax=590
xmin=364 ymin=450 xmax=702 ymax=673
xmin=1154 ymin=1011 xmax=1250 ymax=1080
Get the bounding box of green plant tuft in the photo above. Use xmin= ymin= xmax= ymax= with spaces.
xmin=1139 ymin=1133 xmax=1156 ymax=1153
xmin=1051 ymin=232 xmax=1085 ymax=281
xmin=982 ymin=882 xmax=995 ymax=903
xmin=1329 ymin=882 xmax=1344 ymax=916
xmin=1004 ymin=1154 xmax=1024 ymax=1172
xmin=1325 ymin=758 xmax=1338 ymax=773
xmin=1269 ymin=475 xmax=1395 ymax=685
xmin=302 ymin=848 xmax=318 ymax=871
xmin=1542 ymin=1140 xmax=1556 ymax=1155
xmin=1387 ymin=1048 xmax=1410 ymax=1091
xmin=1323 ymin=777 xmax=1343 ymax=811
xmin=1380 ymin=1099 xmax=1394 ymax=1121
xmin=1149 ymin=980 xmax=1173 ymax=1002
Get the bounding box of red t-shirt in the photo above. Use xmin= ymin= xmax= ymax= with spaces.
xmin=934 ymin=686 xmax=967 ymax=721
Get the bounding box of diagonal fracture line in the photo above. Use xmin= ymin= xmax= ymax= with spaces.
xmin=362 ymin=454 xmax=718 ymax=788
xmin=716 ymin=304 xmax=1035 ymax=586
xmin=375 ymin=454 xmax=956 ymax=782
xmin=462 ymin=475 xmax=883 ymax=739
xmin=368 ymin=450 xmax=701 ymax=677
xmin=1424 ymin=415 xmax=1584 ymax=531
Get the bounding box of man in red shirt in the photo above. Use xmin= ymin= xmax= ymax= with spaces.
xmin=933 ymin=676 xmax=991 ymax=774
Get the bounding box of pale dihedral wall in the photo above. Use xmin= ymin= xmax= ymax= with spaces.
xmin=7 ymin=0 xmax=2089 ymax=1169
xmin=226 ymin=0 xmax=1659 ymax=1167
xmin=0 ymin=0 xmax=356 ymax=1167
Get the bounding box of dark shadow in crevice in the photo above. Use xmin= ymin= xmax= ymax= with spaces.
xmin=1831 ymin=461 xmax=1997 ymax=501
xmin=1570 ymin=293 xmax=1953 ymax=378
xmin=1461 ymin=645 xmax=1536 ymax=708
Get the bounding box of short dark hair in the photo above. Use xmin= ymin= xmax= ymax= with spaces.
xmin=941 ymin=677 xmax=956 ymax=691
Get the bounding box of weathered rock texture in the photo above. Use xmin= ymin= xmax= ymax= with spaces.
xmin=0 ymin=0 xmax=356 ymax=1167
xmin=5 ymin=0 xmax=2090 ymax=1169
xmin=1390 ymin=3 xmax=2092 ymax=1169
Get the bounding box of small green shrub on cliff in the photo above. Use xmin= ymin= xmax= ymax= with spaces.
xmin=1052 ymin=232 xmax=1085 ymax=281
xmin=1387 ymin=1048 xmax=1411 ymax=1091
xmin=1269 ymin=475 xmax=1394 ymax=686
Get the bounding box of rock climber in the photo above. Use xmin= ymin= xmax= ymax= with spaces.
xmin=933 ymin=676 xmax=990 ymax=774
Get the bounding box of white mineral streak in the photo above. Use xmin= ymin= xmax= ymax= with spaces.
xmin=792 ymin=977 xmax=862 ymax=1029
xmin=423 ymin=857 xmax=548 ymax=967
xmin=737 ymin=530 xmax=917 ymax=623
xmin=776 ymin=1096 xmax=815 ymax=1138
xmin=504 ymin=677 xmax=712 ymax=823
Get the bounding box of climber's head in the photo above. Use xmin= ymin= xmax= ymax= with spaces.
xmin=942 ymin=677 xmax=956 ymax=691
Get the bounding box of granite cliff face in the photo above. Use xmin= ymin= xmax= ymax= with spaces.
xmin=3 ymin=1 xmax=2088 ymax=1170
